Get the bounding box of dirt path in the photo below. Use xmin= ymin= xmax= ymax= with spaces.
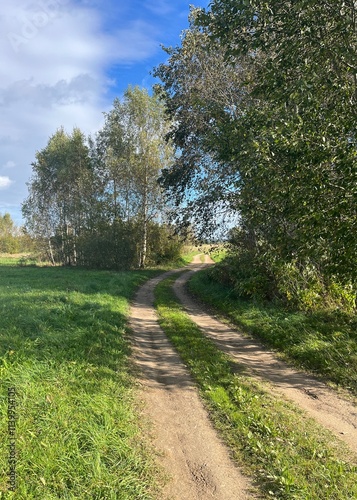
xmin=130 ymin=256 xmax=357 ymax=498
xmin=173 ymin=258 xmax=357 ymax=455
xmin=129 ymin=267 xmax=255 ymax=500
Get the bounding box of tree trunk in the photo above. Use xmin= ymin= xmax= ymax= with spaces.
xmin=139 ymin=171 xmax=148 ymax=268
xmin=48 ymin=239 xmax=55 ymax=265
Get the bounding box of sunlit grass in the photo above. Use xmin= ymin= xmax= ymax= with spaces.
xmin=0 ymin=265 xmax=161 ymax=498
xmin=155 ymin=275 xmax=357 ymax=499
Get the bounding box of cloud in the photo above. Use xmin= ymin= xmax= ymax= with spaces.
xmin=144 ymin=0 xmax=175 ymax=16
xmin=0 ymin=0 xmax=162 ymax=218
xmin=2 ymin=161 xmax=16 ymax=169
xmin=0 ymin=75 xmax=102 ymax=109
xmin=0 ymin=0 xmax=200 ymax=224
xmin=0 ymin=176 xmax=14 ymax=189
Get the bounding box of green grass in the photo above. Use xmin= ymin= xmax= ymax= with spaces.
xmin=155 ymin=276 xmax=357 ymax=500
xmin=179 ymin=249 xmax=200 ymax=265
xmin=0 ymin=256 xmax=24 ymax=266
xmin=179 ymin=244 xmax=227 ymax=265
xmin=188 ymin=269 xmax=357 ymax=397
xmin=209 ymin=247 xmax=227 ymax=263
xmin=0 ymin=264 xmax=163 ymax=499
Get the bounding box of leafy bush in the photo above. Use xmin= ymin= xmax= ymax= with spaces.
xmin=208 ymin=226 xmax=356 ymax=311
xmin=209 ymin=252 xmax=275 ymax=302
xmin=147 ymin=224 xmax=183 ymax=265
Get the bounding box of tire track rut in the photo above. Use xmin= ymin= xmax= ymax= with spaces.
xmin=129 ymin=266 xmax=254 ymax=500
xmin=173 ymin=258 xmax=357 ymax=455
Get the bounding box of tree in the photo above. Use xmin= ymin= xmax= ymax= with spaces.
xmin=154 ymin=9 xmax=249 ymax=238
xmin=198 ymin=0 xmax=357 ymax=284
xmin=23 ymin=128 xmax=93 ymax=265
xmin=155 ymin=2 xmax=357 ymax=299
xmin=23 ymin=88 xmax=175 ymax=269
xmin=97 ymin=86 xmax=174 ymax=267
xmin=0 ymin=213 xmax=18 ymax=253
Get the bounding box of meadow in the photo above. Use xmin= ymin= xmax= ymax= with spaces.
xmin=0 ymin=257 xmax=161 ymax=499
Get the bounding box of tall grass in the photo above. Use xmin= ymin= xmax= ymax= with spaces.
xmin=0 ymin=264 xmax=161 ymax=498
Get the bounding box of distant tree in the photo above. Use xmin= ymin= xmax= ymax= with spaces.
xmin=97 ymin=86 xmax=174 ymax=267
xmin=23 ymin=87 xmax=176 ymax=269
xmin=0 ymin=213 xmax=19 ymax=253
xmin=23 ymin=128 xmax=93 ymax=265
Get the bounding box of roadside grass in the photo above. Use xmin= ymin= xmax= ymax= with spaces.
xmin=179 ymin=244 xmax=227 ymax=265
xmin=179 ymin=246 xmax=201 ymax=265
xmin=0 ymin=264 xmax=163 ymax=499
xmin=188 ymin=269 xmax=357 ymax=398
xmin=155 ymin=276 xmax=357 ymax=500
xmin=209 ymin=247 xmax=227 ymax=263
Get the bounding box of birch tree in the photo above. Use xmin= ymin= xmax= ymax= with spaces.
xmin=99 ymin=86 xmax=174 ymax=267
xmin=22 ymin=128 xmax=93 ymax=265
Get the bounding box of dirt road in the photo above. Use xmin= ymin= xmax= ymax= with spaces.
xmin=130 ymin=267 xmax=254 ymax=499
xmin=130 ymin=257 xmax=357 ymax=498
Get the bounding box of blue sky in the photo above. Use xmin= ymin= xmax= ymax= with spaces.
xmin=0 ymin=0 xmax=209 ymax=225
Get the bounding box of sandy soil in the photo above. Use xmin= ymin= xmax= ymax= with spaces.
xmin=129 ymin=268 xmax=255 ymax=499
xmin=130 ymin=256 xmax=357 ymax=498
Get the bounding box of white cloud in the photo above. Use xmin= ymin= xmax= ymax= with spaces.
xmin=0 ymin=176 xmax=14 ymax=189
xmin=3 ymin=161 xmax=16 ymax=169
xmin=144 ymin=0 xmax=175 ymax=16
xmin=0 ymin=0 xmax=162 ymax=222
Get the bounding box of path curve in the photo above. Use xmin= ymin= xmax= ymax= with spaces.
xmin=173 ymin=261 xmax=357 ymax=455
xmin=129 ymin=266 xmax=254 ymax=500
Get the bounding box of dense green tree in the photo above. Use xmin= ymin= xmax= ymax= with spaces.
xmin=0 ymin=213 xmax=18 ymax=253
xmin=197 ymin=0 xmax=357 ymax=284
xmin=155 ymin=2 xmax=357 ymax=305
xmin=97 ymin=86 xmax=174 ymax=267
xmin=23 ymin=128 xmax=93 ymax=265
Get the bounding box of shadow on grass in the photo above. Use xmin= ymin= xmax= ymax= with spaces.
xmin=0 ymin=264 xmax=163 ymax=384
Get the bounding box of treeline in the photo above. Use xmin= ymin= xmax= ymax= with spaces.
xmin=155 ymin=2 xmax=357 ymax=310
xmin=0 ymin=213 xmax=34 ymax=254
xmin=22 ymin=86 xmax=182 ymax=269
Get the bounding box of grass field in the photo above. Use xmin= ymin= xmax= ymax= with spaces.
xmin=155 ymin=275 xmax=357 ymax=499
xmin=188 ymin=269 xmax=357 ymax=398
xmin=0 ymin=259 xmax=162 ymax=499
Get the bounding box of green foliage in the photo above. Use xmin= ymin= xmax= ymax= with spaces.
xmin=211 ymin=243 xmax=357 ymax=313
xmin=198 ymin=0 xmax=357 ymax=285
xmin=22 ymin=87 xmax=179 ymax=270
xmin=155 ymin=275 xmax=357 ymax=499
xmin=153 ymin=10 xmax=246 ymax=238
xmin=0 ymin=214 xmax=19 ymax=253
xmin=156 ymin=2 xmax=357 ymax=306
xmin=147 ymin=224 xmax=183 ymax=265
xmin=210 ymin=253 xmax=274 ymax=301
xmin=0 ymin=264 xmax=161 ymax=498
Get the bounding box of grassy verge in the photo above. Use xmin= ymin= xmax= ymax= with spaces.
xmin=155 ymin=276 xmax=357 ymax=499
xmin=0 ymin=263 xmax=163 ymax=499
xmin=188 ymin=269 xmax=357 ymax=397
xmin=209 ymin=247 xmax=227 ymax=263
